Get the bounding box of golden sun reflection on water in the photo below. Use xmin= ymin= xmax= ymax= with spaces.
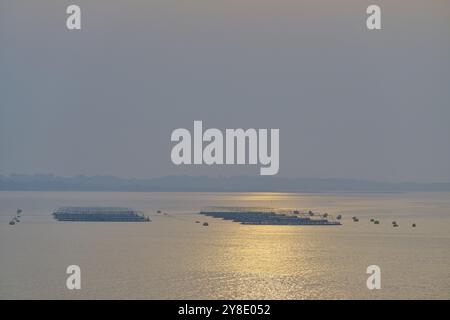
xmin=219 ymin=227 xmax=313 ymax=275
xmin=195 ymin=223 xmax=335 ymax=299
xmin=2 ymin=192 xmax=450 ymax=299
xmin=226 ymin=192 xmax=309 ymax=210
xmin=230 ymin=192 xmax=296 ymax=202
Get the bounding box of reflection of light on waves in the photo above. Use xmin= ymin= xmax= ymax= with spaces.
xmin=198 ymin=224 xmax=325 ymax=299
xmin=216 ymin=226 xmax=317 ymax=268
xmin=229 ymin=192 xmax=303 ymax=208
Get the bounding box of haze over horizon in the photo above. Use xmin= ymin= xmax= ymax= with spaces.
xmin=2 ymin=172 xmax=450 ymax=185
xmin=1 ymin=0 xmax=450 ymax=183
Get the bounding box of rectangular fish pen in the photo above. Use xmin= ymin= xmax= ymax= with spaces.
xmin=53 ymin=207 xmax=149 ymax=222
xmin=200 ymin=207 xmax=341 ymax=225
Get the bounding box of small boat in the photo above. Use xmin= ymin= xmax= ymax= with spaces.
xmin=370 ymin=219 xmax=374 ymax=222
xmin=195 ymin=221 xmax=200 ymax=223
xmin=336 ymin=215 xmax=342 ymax=220
xmin=393 ymin=224 xmax=399 ymax=227
xmin=202 ymin=222 xmax=209 ymax=226
xmin=9 ymin=220 xmax=15 ymax=225
xmin=392 ymin=221 xmax=397 ymax=225
xmin=412 ymin=223 xmax=416 ymax=227
xmin=374 ymin=220 xmax=380 ymax=225
xmin=156 ymin=210 xmax=161 ymax=214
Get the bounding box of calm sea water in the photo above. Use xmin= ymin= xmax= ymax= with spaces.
xmin=0 ymin=191 xmax=449 ymax=299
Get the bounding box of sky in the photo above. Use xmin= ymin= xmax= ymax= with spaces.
xmin=1 ymin=0 xmax=450 ymax=182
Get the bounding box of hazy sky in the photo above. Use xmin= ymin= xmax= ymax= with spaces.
xmin=1 ymin=0 xmax=450 ymax=182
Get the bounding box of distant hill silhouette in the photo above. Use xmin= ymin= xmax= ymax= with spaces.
xmin=1 ymin=174 xmax=449 ymax=192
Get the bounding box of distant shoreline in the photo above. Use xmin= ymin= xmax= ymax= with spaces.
xmin=1 ymin=174 xmax=449 ymax=193
xmin=0 ymin=190 xmax=409 ymax=194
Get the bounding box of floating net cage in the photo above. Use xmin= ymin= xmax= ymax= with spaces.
xmin=200 ymin=206 xmax=341 ymax=225
xmin=52 ymin=206 xmax=149 ymax=222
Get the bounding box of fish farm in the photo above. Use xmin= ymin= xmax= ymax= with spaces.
xmin=199 ymin=207 xmax=341 ymax=226
xmin=52 ymin=207 xmax=150 ymax=222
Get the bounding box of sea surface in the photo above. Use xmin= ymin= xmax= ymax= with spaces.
xmin=0 ymin=191 xmax=449 ymax=299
